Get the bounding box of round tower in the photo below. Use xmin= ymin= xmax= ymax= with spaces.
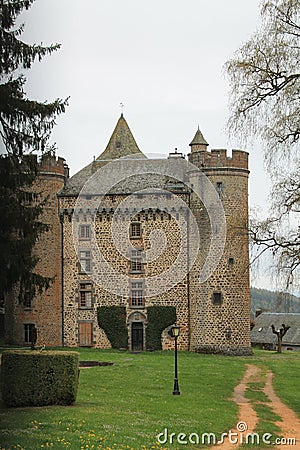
xmin=11 ymin=154 xmax=68 ymax=346
xmin=188 ymin=128 xmax=251 ymax=355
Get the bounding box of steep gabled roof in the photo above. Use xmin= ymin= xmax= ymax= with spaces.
xmin=97 ymin=114 xmax=146 ymax=160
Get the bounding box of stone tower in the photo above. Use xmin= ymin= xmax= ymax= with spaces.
xmin=5 ymin=154 xmax=68 ymax=346
xmin=188 ymin=128 xmax=251 ymax=354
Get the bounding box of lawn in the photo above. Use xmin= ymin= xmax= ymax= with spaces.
xmin=0 ymin=348 xmax=299 ymax=450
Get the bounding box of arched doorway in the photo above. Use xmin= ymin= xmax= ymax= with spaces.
xmin=131 ymin=322 xmax=144 ymax=352
xmin=128 ymin=311 xmax=146 ymax=352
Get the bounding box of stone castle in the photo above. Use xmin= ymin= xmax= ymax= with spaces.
xmin=5 ymin=114 xmax=252 ymax=355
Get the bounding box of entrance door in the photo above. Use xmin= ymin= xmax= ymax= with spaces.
xmin=131 ymin=322 xmax=144 ymax=352
xmin=79 ymin=322 xmax=93 ymax=347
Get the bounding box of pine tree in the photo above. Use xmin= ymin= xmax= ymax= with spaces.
xmin=0 ymin=0 xmax=68 ymax=303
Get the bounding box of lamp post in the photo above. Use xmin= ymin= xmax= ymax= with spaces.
xmin=170 ymin=324 xmax=180 ymax=395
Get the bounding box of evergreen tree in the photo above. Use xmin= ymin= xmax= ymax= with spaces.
xmin=0 ymin=0 xmax=68 ymax=302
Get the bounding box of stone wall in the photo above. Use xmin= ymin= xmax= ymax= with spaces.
xmin=8 ymin=156 xmax=66 ymax=346
xmin=188 ymin=152 xmax=252 ymax=355
xmin=60 ymin=193 xmax=190 ymax=351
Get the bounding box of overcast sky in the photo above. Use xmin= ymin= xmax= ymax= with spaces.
xmin=17 ymin=0 xmax=278 ymax=290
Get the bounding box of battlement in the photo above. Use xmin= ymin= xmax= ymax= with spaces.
xmin=39 ymin=154 xmax=69 ymax=178
xmin=188 ymin=148 xmax=248 ymax=171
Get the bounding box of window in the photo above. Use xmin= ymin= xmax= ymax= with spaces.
xmin=130 ymin=281 xmax=144 ymax=307
xmin=23 ymin=291 xmax=33 ymax=309
xmin=130 ymin=222 xmax=142 ymax=238
xmin=79 ymin=250 xmax=91 ymax=273
xmin=212 ymin=292 xmax=223 ymax=305
xmin=131 ymin=249 xmax=143 ymax=273
xmin=79 ymin=225 xmax=91 ymax=239
xmin=79 ymin=283 xmax=92 ymax=308
xmin=24 ymin=323 xmax=35 ymax=343
xmin=216 ymin=181 xmax=223 ymax=198
xmin=79 ymin=322 xmax=93 ymax=346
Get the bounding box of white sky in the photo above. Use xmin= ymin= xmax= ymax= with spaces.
xmin=18 ymin=0 xmax=278 ymax=291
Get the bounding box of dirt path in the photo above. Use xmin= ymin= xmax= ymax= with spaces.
xmin=264 ymin=370 xmax=300 ymax=448
xmin=210 ymin=364 xmax=299 ymax=449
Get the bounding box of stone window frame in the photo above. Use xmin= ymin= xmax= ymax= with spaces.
xmin=78 ymin=281 xmax=93 ymax=309
xmin=23 ymin=323 xmax=35 ymax=343
xmin=130 ymin=248 xmax=144 ymax=274
xmin=23 ymin=289 xmax=34 ymax=309
xmin=79 ymin=249 xmax=92 ymax=274
xmin=130 ymin=221 xmax=142 ymax=239
xmin=130 ymin=280 xmax=144 ymax=308
xmin=79 ymin=224 xmax=91 ymax=240
xmin=212 ymin=291 xmax=223 ymax=306
xmin=216 ymin=181 xmax=223 ymax=198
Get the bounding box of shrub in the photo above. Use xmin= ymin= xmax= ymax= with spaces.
xmin=97 ymin=306 xmax=128 ymax=349
xmin=194 ymin=345 xmax=253 ymax=356
xmin=1 ymin=350 xmax=79 ymax=407
xmin=146 ymin=306 xmax=176 ymax=350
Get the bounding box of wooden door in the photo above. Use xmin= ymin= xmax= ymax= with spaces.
xmin=131 ymin=322 xmax=143 ymax=352
xmin=79 ymin=322 xmax=93 ymax=346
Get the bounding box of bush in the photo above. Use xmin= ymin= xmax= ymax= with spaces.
xmin=194 ymin=345 xmax=253 ymax=356
xmin=1 ymin=350 xmax=79 ymax=407
xmin=97 ymin=306 xmax=128 ymax=349
xmin=146 ymin=306 xmax=176 ymax=350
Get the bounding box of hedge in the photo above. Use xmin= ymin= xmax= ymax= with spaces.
xmin=1 ymin=350 xmax=79 ymax=407
xmin=97 ymin=306 xmax=128 ymax=349
xmin=146 ymin=306 xmax=176 ymax=350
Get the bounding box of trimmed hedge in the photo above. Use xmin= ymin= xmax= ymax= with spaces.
xmin=1 ymin=350 xmax=79 ymax=407
xmin=146 ymin=306 xmax=176 ymax=350
xmin=97 ymin=306 xmax=128 ymax=349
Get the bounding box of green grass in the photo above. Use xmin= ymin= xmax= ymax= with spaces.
xmin=0 ymin=348 xmax=299 ymax=449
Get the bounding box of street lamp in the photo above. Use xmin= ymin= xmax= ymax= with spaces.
xmin=170 ymin=324 xmax=180 ymax=395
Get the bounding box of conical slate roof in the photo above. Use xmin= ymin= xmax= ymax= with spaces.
xmin=189 ymin=126 xmax=208 ymax=147
xmin=59 ymin=114 xmax=147 ymax=196
xmin=97 ymin=114 xmax=146 ymax=160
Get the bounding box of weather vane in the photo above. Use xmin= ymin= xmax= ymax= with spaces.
xmin=120 ymin=102 xmax=124 ymax=114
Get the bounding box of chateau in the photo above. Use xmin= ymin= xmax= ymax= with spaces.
xmin=4 ymin=114 xmax=252 ymax=355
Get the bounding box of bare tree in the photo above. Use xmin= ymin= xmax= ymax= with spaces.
xmin=271 ymin=323 xmax=290 ymax=352
xmin=225 ymin=0 xmax=300 ymax=291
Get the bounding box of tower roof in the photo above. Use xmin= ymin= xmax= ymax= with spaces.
xmin=97 ymin=114 xmax=146 ymax=160
xmin=189 ymin=126 xmax=209 ymax=147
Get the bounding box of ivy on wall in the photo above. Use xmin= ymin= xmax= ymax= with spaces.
xmin=146 ymin=306 xmax=176 ymax=350
xmin=97 ymin=306 xmax=128 ymax=349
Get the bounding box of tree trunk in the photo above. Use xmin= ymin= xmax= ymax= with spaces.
xmin=277 ymin=336 xmax=282 ymax=353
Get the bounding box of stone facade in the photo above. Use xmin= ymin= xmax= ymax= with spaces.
xmin=4 ymin=155 xmax=67 ymax=346
xmin=7 ymin=115 xmax=252 ymax=355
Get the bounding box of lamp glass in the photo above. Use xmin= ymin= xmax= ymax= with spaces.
xmin=171 ymin=325 xmax=180 ymax=337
